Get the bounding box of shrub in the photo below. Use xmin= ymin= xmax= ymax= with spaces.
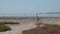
xmin=5 ymin=22 xmax=19 ymax=24
xmin=0 ymin=25 xmax=11 ymax=32
xmin=0 ymin=23 xmax=5 ymax=25
xmin=0 ymin=22 xmax=19 ymax=32
xmin=23 ymin=24 xmax=60 ymax=34
xmin=23 ymin=29 xmax=37 ymax=34
xmin=0 ymin=22 xmax=19 ymax=25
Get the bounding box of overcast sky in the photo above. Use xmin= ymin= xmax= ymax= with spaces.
xmin=0 ymin=0 xmax=60 ymax=16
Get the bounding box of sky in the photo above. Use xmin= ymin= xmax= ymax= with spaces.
xmin=0 ymin=0 xmax=60 ymax=16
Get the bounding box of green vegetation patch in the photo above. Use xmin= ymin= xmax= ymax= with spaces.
xmin=0 ymin=25 xmax=11 ymax=32
xmin=23 ymin=29 xmax=37 ymax=34
xmin=23 ymin=24 xmax=60 ymax=34
xmin=0 ymin=22 xmax=20 ymax=32
xmin=0 ymin=22 xmax=20 ymax=25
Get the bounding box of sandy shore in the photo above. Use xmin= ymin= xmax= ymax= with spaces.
xmin=0 ymin=21 xmax=36 ymax=34
xmin=0 ymin=18 xmax=60 ymax=34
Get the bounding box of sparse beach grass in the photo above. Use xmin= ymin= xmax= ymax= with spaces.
xmin=23 ymin=23 xmax=60 ymax=34
xmin=0 ymin=22 xmax=20 ymax=25
xmin=0 ymin=25 xmax=11 ymax=32
xmin=0 ymin=22 xmax=20 ymax=32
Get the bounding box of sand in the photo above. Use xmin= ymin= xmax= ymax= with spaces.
xmin=0 ymin=18 xmax=60 ymax=34
xmin=0 ymin=21 xmax=36 ymax=34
